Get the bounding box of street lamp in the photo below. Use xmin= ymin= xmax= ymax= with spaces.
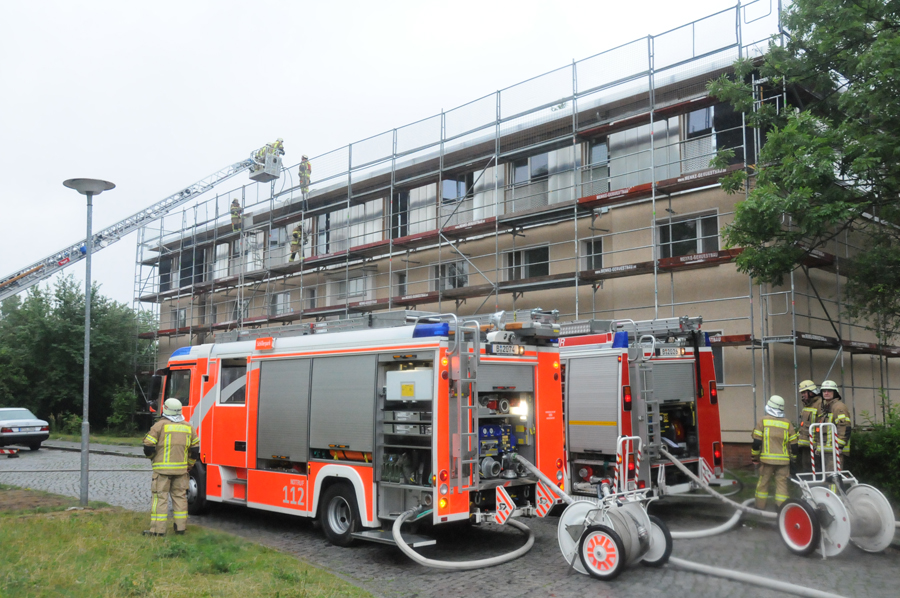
xmin=63 ymin=178 xmax=115 ymax=506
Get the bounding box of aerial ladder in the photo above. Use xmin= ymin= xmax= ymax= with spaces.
xmin=0 ymin=154 xmax=282 ymax=302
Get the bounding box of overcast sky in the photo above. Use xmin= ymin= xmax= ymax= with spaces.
xmin=0 ymin=0 xmax=744 ymax=306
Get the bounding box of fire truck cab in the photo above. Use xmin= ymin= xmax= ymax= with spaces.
xmin=151 ymin=311 xmax=564 ymax=547
xmin=558 ymin=316 xmax=725 ymax=498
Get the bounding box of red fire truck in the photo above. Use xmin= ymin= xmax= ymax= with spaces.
xmin=150 ymin=311 xmax=564 ymax=546
xmin=558 ymin=316 xmax=727 ymax=498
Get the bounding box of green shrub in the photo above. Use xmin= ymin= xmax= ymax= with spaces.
xmin=846 ymin=400 xmax=900 ymax=507
xmin=106 ymin=385 xmax=138 ymax=434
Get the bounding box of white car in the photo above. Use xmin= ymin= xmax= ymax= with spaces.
xmin=0 ymin=408 xmax=49 ymax=451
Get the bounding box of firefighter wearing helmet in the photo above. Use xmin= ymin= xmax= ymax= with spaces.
xmin=751 ymin=395 xmax=799 ymax=510
xmin=815 ymin=380 xmax=852 ymax=468
xmin=142 ymin=398 xmax=199 ymax=536
xmin=797 ymin=379 xmax=822 ymax=473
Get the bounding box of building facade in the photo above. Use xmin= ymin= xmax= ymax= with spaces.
xmin=135 ymin=6 xmax=899 ymax=447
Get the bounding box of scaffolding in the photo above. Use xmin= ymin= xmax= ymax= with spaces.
xmin=133 ymin=2 xmax=899 ymax=438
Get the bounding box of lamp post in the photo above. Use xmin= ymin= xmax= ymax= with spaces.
xmin=63 ymin=178 xmax=115 ymax=506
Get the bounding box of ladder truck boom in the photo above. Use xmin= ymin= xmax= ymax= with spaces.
xmin=0 ymin=159 xmax=254 ymax=302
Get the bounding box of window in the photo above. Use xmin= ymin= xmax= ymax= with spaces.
xmin=220 ymin=359 xmax=246 ymax=404
xmin=303 ymin=287 xmax=317 ymax=309
xmin=269 ymin=291 xmax=291 ymax=316
xmin=506 ymin=246 xmax=549 ymax=280
xmin=213 ymin=243 xmax=229 ymax=279
xmin=231 ymin=299 xmax=250 ymax=321
xmin=336 ymin=277 xmax=367 ymax=300
xmin=442 ymin=173 xmax=474 ymax=204
xmin=434 ymin=261 xmax=468 ymax=290
xmin=164 ymin=369 xmax=191 ymax=406
xmin=395 ymin=272 xmax=407 ymax=297
xmin=582 ymin=237 xmax=603 ymax=270
xmin=658 ymin=212 xmax=718 ymax=259
xmin=686 ymin=107 xmax=713 ymax=139
xmin=391 ymin=191 xmax=409 ymax=238
xmin=172 ymin=307 xmax=186 ymax=329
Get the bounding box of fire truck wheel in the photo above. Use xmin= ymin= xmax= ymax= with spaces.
xmin=778 ymin=498 xmax=820 ymax=556
xmin=320 ymin=483 xmax=360 ymax=547
xmin=641 ymin=515 xmax=673 ymax=567
xmin=187 ymin=464 xmax=207 ymax=516
xmin=578 ymin=524 xmax=626 ymax=581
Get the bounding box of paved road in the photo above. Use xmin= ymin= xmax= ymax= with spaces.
xmin=1 ymin=444 xmax=897 ymax=598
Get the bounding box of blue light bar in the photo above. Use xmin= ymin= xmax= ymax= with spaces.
xmin=611 ymin=331 xmax=629 ymax=348
xmin=170 ymin=347 xmax=192 ymax=359
xmin=704 ymin=332 xmax=711 ymax=347
xmin=413 ymin=322 xmax=450 ymax=338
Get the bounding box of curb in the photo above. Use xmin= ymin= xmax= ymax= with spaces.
xmin=41 ymin=444 xmax=146 ymax=460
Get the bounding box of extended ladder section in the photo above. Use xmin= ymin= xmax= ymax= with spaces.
xmin=559 ymin=316 xmax=702 ymax=341
xmin=0 ymin=159 xmax=254 ymax=302
xmin=637 ymin=363 xmax=663 ymax=460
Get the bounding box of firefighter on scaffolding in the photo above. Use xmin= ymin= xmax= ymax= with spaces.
xmin=289 ymin=224 xmax=307 ymax=263
xmin=751 ymin=395 xmax=799 ymax=509
xmin=814 ymin=379 xmax=852 ymax=471
xmin=230 ymin=199 xmax=243 ymax=233
xmin=797 ymin=379 xmax=822 ymax=473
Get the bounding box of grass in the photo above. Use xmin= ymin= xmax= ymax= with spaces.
xmin=48 ymin=432 xmax=145 ymax=447
xmin=0 ymin=485 xmax=371 ymax=598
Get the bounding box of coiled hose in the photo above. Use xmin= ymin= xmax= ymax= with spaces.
xmin=391 ymin=505 xmax=534 ymax=570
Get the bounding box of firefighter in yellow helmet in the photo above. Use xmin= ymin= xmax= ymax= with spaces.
xmin=815 ymin=380 xmax=852 ymax=471
xmin=142 ymin=398 xmax=199 ymax=536
xmin=751 ymin=395 xmax=799 ymax=509
xmin=796 ymin=379 xmax=822 ymax=473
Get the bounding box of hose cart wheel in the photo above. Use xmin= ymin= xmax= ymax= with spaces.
xmin=579 ymin=525 xmax=626 ymax=581
xmin=641 ymin=515 xmax=673 ymax=567
xmin=809 ymin=486 xmax=851 ymax=557
xmin=778 ymin=499 xmax=820 ymax=556
xmin=845 ymin=484 xmax=896 ymax=553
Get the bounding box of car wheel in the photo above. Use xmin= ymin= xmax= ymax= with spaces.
xmin=187 ymin=463 xmax=207 ymax=515
xmin=28 ymin=443 xmax=41 ymax=451
xmin=319 ymin=483 xmax=360 ymax=547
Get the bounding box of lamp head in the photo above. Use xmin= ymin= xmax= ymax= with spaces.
xmin=63 ymin=178 xmax=115 ymax=196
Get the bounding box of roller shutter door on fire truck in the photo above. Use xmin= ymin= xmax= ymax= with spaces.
xmin=567 ymin=356 xmax=620 ymax=454
xmin=650 ymin=362 xmax=695 ymax=403
xmin=478 ymin=364 xmax=534 ymax=392
xmin=257 ymin=359 xmax=311 ymax=463
xmin=309 ymin=355 xmax=378 ymax=452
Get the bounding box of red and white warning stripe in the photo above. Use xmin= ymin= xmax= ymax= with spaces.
xmin=494 ymin=486 xmax=515 ymax=525
xmin=535 ymin=481 xmax=557 ymax=517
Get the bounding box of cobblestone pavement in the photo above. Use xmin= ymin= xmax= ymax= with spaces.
xmin=1 ymin=446 xmax=896 ymax=598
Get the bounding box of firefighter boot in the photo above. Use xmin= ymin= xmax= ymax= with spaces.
xmin=142 ymin=530 xmax=165 ymax=537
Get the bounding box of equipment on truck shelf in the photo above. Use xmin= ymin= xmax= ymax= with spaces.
xmin=778 ymin=423 xmax=896 ymax=558
xmin=150 ymin=309 xmax=565 ymax=562
xmin=558 ymin=316 xmax=731 ymax=499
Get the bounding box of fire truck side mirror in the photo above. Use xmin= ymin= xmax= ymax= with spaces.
xmin=150 ymin=375 xmax=163 ymax=407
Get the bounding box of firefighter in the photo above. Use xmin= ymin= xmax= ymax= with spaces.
xmin=797 ymin=379 xmax=822 ymax=473
xmin=231 ymin=199 xmax=243 ymax=233
xmin=142 ymin=398 xmax=199 ymax=536
xmin=253 ymin=138 xmax=285 ymax=168
xmin=272 ymin=137 xmax=285 ymax=155
xmin=298 ymin=155 xmax=312 ymax=197
xmin=815 ymin=379 xmax=852 ymax=471
xmin=751 ymin=395 xmax=799 ymax=510
xmin=289 ymin=224 xmax=306 ymax=263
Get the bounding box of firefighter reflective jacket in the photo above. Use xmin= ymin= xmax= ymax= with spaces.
xmin=798 ymin=396 xmax=822 ymax=447
xmin=817 ymin=400 xmax=852 ymax=453
xmin=751 ymin=417 xmax=798 ymax=464
xmin=290 ymin=228 xmax=303 ymax=248
xmin=143 ymin=418 xmax=199 ymax=475
xmin=231 ymin=203 xmax=242 ymax=218
xmin=298 ymin=161 xmax=311 ymax=180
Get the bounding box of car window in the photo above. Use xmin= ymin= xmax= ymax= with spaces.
xmin=0 ymin=409 xmax=36 ymax=420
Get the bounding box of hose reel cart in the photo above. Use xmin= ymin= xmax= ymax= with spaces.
xmin=556 ymin=436 xmax=673 ymax=580
xmin=778 ymin=423 xmax=896 ymax=558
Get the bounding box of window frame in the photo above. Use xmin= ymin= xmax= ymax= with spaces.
xmin=433 ymin=261 xmax=468 ymax=291
xmin=657 ymin=211 xmax=719 ymax=259
xmin=219 ymin=358 xmax=247 ymax=405
xmin=505 ymin=245 xmax=550 ymax=281
xmin=581 ymin=236 xmax=604 ymax=270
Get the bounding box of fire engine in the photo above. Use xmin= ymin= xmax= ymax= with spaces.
xmin=557 ymin=316 xmax=727 ymax=498
xmin=150 ymin=311 xmax=564 ymax=547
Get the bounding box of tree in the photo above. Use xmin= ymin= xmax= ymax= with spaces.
xmin=0 ymin=276 xmax=154 ymax=430
xmin=708 ymin=0 xmax=900 ymax=337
